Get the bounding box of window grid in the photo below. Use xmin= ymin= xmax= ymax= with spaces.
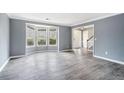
xmin=26 ymin=24 xmax=58 ymax=47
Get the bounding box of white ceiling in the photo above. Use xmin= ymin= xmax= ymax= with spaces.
xmin=7 ymin=13 xmax=118 ymax=26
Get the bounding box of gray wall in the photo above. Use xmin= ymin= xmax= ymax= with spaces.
xmin=10 ymin=18 xmax=72 ymax=56
xmin=73 ymin=14 xmax=124 ymax=62
xmin=0 ymin=14 xmax=9 ymax=68
xmin=59 ymin=26 xmax=72 ymax=50
xmin=10 ymin=19 xmax=26 ymax=56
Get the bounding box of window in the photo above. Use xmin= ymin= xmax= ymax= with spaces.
xmin=48 ymin=28 xmax=57 ymax=45
xmin=26 ymin=24 xmax=58 ymax=48
xmin=26 ymin=25 xmax=35 ymax=47
xmin=37 ymin=28 xmax=47 ymax=46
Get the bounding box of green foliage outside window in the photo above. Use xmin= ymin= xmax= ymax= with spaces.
xmin=49 ymin=38 xmax=56 ymax=45
xmin=27 ymin=38 xmax=34 ymax=46
xmin=38 ymin=39 xmax=46 ymax=45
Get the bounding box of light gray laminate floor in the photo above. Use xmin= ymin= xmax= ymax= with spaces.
xmin=0 ymin=49 xmax=124 ymax=80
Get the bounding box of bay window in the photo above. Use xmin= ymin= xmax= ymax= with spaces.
xmin=37 ymin=27 xmax=47 ymax=46
xmin=48 ymin=28 xmax=57 ymax=45
xmin=26 ymin=25 xmax=35 ymax=47
xmin=26 ymin=24 xmax=58 ymax=48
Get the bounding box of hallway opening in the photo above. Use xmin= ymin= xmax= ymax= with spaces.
xmin=72 ymin=25 xmax=94 ymax=55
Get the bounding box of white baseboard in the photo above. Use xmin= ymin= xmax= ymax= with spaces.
xmin=36 ymin=50 xmax=58 ymax=52
xmin=26 ymin=51 xmax=36 ymax=56
xmin=1 ymin=54 xmax=124 ymax=73
xmin=0 ymin=58 xmax=10 ymax=72
xmin=61 ymin=49 xmax=73 ymax=52
xmin=26 ymin=50 xmax=58 ymax=56
xmin=0 ymin=51 xmax=59 ymax=72
xmin=94 ymin=55 xmax=124 ymax=65
xmin=0 ymin=55 xmax=25 ymax=72
xmin=10 ymin=55 xmax=25 ymax=59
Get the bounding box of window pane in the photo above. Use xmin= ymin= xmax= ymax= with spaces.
xmin=37 ymin=28 xmax=46 ymax=46
xmin=27 ymin=38 xmax=34 ymax=46
xmin=49 ymin=28 xmax=57 ymax=45
xmin=26 ymin=25 xmax=35 ymax=47
xmin=38 ymin=39 xmax=46 ymax=45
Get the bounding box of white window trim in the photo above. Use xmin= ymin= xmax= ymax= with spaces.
xmin=47 ymin=27 xmax=58 ymax=46
xmin=36 ymin=27 xmax=47 ymax=47
xmin=26 ymin=23 xmax=35 ymax=48
xmin=25 ymin=23 xmax=59 ymax=51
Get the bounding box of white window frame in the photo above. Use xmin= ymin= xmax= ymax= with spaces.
xmin=26 ymin=23 xmax=59 ymax=51
xmin=26 ymin=23 xmax=35 ymax=48
xmin=48 ymin=27 xmax=58 ymax=46
xmin=36 ymin=27 xmax=47 ymax=47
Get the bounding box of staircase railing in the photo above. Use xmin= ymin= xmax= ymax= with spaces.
xmin=87 ymin=36 xmax=93 ymax=42
xmin=87 ymin=36 xmax=94 ymax=50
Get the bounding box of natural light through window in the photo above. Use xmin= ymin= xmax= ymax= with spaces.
xmin=26 ymin=24 xmax=58 ymax=47
xmin=26 ymin=25 xmax=35 ymax=47
xmin=48 ymin=28 xmax=57 ymax=45
xmin=37 ymin=28 xmax=47 ymax=46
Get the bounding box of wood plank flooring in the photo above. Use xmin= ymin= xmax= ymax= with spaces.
xmin=0 ymin=49 xmax=124 ymax=80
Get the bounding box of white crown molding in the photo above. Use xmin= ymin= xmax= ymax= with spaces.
xmin=71 ymin=13 xmax=121 ymax=27
xmin=7 ymin=14 xmax=71 ymax=27
xmin=7 ymin=13 xmax=121 ymax=27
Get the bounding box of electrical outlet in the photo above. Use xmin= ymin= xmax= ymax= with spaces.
xmin=105 ymin=51 xmax=108 ymax=55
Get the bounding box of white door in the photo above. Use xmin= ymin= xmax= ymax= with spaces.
xmin=72 ymin=30 xmax=82 ymax=49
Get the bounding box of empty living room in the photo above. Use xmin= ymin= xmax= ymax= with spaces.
xmin=0 ymin=13 xmax=124 ymax=80
xmin=1 ymin=0 xmax=124 ymax=92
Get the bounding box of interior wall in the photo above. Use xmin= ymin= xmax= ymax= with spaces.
xmin=10 ymin=18 xmax=72 ymax=56
xmin=59 ymin=26 xmax=72 ymax=50
xmin=72 ymin=14 xmax=124 ymax=62
xmin=0 ymin=13 xmax=10 ymax=68
xmin=10 ymin=19 xmax=26 ymax=56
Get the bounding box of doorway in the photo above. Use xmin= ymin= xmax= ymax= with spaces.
xmin=72 ymin=25 xmax=94 ymax=55
xmin=72 ymin=29 xmax=82 ymax=49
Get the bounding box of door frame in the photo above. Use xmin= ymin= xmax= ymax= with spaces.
xmin=72 ymin=24 xmax=95 ymax=56
xmin=83 ymin=24 xmax=95 ymax=56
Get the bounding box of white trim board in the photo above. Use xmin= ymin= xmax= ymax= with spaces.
xmin=26 ymin=50 xmax=58 ymax=55
xmin=71 ymin=13 xmax=121 ymax=27
xmin=36 ymin=50 xmax=58 ymax=53
xmin=0 ymin=58 xmax=10 ymax=72
xmin=94 ymin=55 xmax=124 ymax=65
xmin=73 ymin=24 xmax=94 ymax=30
xmin=0 ymin=55 xmax=25 ymax=72
xmin=10 ymin=55 xmax=25 ymax=59
xmin=8 ymin=14 xmax=121 ymax=27
xmin=8 ymin=16 xmax=70 ymax=27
